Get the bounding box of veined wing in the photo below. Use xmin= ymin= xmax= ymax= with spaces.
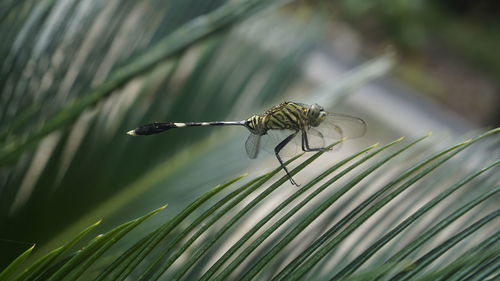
xmin=319 ymin=113 xmax=367 ymax=139
xmin=261 ymin=130 xmax=301 ymax=157
xmin=261 ymin=128 xmax=326 ymax=157
xmin=245 ymin=133 xmax=261 ymax=159
xmin=304 ymin=127 xmax=326 ymax=150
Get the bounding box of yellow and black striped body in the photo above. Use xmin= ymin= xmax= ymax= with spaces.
xmin=128 ymin=101 xmax=327 ymax=138
xmin=246 ymin=102 xmax=316 ymax=135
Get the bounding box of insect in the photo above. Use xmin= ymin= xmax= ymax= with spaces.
xmin=127 ymin=102 xmax=366 ymax=185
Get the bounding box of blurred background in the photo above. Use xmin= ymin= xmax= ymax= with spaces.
xmin=0 ymin=0 xmax=498 ymax=274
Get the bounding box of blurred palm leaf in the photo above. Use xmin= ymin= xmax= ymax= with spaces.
xmin=1 ymin=0 xmax=395 ymax=268
xmin=1 ymin=0 xmax=310 ymax=265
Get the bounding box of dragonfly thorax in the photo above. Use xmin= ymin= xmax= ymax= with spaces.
xmin=245 ymin=102 xmax=329 ymax=135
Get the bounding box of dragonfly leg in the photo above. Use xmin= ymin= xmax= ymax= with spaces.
xmin=275 ymin=131 xmax=300 ymax=186
xmin=301 ymin=130 xmax=330 ymax=152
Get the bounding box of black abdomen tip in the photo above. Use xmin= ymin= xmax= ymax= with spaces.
xmin=127 ymin=122 xmax=176 ymax=136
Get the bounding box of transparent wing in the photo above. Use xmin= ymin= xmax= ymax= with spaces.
xmin=262 ymin=130 xmax=302 ymax=158
xmin=303 ymin=128 xmax=325 ymax=150
xmin=309 ymin=127 xmax=343 ymax=151
xmin=245 ymin=133 xmax=261 ymax=159
xmin=261 ymin=128 xmax=329 ymax=157
xmin=318 ymin=113 xmax=367 ymax=139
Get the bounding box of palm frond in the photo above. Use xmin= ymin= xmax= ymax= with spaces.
xmin=2 ymin=128 xmax=497 ymax=280
xmin=1 ymin=0 xmax=322 ymax=266
xmin=2 ymin=0 xmax=498 ymax=280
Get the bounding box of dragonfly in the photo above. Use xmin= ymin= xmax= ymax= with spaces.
xmin=127 ymin=102 xmax=366 ymax=186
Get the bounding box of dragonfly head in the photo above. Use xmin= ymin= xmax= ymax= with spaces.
xmin=308 ymin=103 xmax=327 ymax=127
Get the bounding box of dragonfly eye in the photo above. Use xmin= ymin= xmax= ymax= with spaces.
xmin=308 ymin=104 xmax=320 ymax=117
xmin=308 ymin=103 xmax=325 ymax=126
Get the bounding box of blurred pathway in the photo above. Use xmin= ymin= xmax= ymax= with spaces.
xmin=305 ymin=51 xmax=477 ymax=139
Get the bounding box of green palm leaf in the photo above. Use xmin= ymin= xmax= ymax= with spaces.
xmin=2 ymin=0 xmax=498 ymax=280
xmin=2 ymin=129 xmax=498 ymax=280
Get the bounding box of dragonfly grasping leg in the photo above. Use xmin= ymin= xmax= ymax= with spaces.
xmin=275 ymin=131 xmax=299 ymax=186
xmin=301 ymin=130 xmax=329 ymax=152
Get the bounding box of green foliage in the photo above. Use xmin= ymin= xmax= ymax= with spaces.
xmin=1 ymin=0 xmax=498 ymax=280
xmin=2 ymin=129 xmax=498 ymax=280
xmin=335 ymin=0 xmax=500 ymax=77
xmin=0 ymin=0 xmax=305 ymax=265
xmin=0 ymin=244 xmax=34 ymax=281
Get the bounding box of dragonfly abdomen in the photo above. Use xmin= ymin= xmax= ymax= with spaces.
xmin=128 ymin=121 xmax=245 ymax=136
xmin=246 ymin=115 xmax=267 ymax=135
